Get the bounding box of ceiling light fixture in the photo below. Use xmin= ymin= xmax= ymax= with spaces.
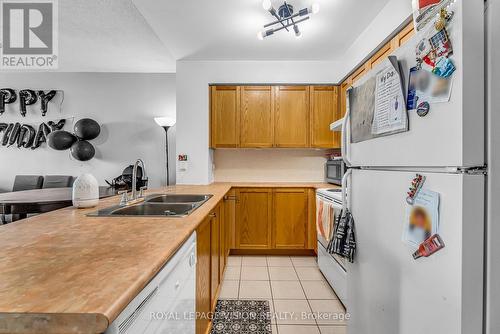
xmin=258 ymin=1 xmax=319 ymax=39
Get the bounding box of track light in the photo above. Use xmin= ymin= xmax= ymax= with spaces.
xmin=258 ymin=1 xmax=316 ymax=39
xmin=293 ymin=25 xmax=302 ymax=38
xmin=257 ymin=29 xmax=274 ymax=40
xmin=262 ymin=0 xmax=273 ymax=11
xmin=310 ymin=3 xmax=320 ymax=14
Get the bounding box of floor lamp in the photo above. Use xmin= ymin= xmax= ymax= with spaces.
xmin=154 ymin=116 xmax=176 ymax=186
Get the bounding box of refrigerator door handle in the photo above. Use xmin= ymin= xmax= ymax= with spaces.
xmin=342 ymin=168 xmax=352 ymax=212
xmin=341 ymin=88 xmax=352 ymax=167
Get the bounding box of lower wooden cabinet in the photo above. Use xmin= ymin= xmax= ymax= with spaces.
xmin=196 ymin=217 xmax=211 ymax=334
xmin=233 ymin=187 xmax=315 ymax=252
xmin=210 ymin=206 xmax=220 ymax=308
xmin=272 ymin=188 xmax=308 ymax=249
xmin=235 ymin=188 xmax=273 ymax=249
xmin=196 ymin=202 xmax=227 ymax=334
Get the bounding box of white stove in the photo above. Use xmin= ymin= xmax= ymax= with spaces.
xmin=316 ymin=187 xmax=347 ymax=306
xmin=316 ymin=188 xmax=342 ymax=201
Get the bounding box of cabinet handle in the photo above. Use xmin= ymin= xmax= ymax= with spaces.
xmin=224 ymin=196 xmax=238 ymax=201
xmin=209 ymin=213 xmax=217 ymax=218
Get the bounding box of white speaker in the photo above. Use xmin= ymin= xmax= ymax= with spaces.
xmin=72 ymin=173 xmax=99 ymax=208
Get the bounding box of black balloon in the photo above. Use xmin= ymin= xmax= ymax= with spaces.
xmin=74 ymin=118 xmax=100 ymax=140
xmin=48 ymin=130 xmax=77 ymax=150
xmin=70 ymin=140 xmax=95 ymax=161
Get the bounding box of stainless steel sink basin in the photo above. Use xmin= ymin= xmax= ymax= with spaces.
xmin=146 ymin=194 xmax=212 ymax=204
xmin=87 ymin=193 xmax=213 ymax=217
xmin=111 ymin=203 xmax=196 ymax=216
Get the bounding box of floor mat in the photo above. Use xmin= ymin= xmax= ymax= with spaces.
xmin=210 ymin=299 xmax=272 ymax=334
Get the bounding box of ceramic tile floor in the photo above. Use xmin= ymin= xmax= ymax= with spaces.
xmin=220 ymin=255 xmax=347 ymax=334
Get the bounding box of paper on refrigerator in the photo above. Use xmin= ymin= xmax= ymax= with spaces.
xmin=371 ymin=56 xmax=408 ymax=136
xmin=403 ymin=189 xmax=440 ymax=248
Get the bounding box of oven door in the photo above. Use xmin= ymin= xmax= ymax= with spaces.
xmin=315 ymin=193 xmax=346 ymax=270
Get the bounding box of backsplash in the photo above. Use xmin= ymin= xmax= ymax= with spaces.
xmin=213 ymin=149 xmax=329 ymax=182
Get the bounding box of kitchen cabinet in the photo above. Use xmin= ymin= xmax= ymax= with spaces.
xmin=393 ymin=22 xmax=415 ymax=48
xmin=272 ymin=188 xmax=308 ymax=249
xmin=219 ymin=202 xmax=227 ymax=280
xmin=210 ymin=84 xmax=339 ymax=149
xmin=307 ymin=189 xmax=318 ymax=251
xmin=337 ymin=22 xmax=415 ymax=120
xmin=339 ymin=80 xmax=351 ymax=119
xmin=310 ymin=86 xmax=339 ymax=148
xmin=240 ymin=86 xmax=274 ymax=148
xmin=196 ymin=217 xmax=211 ymax=334
xmin=224 ymin=189 xmax=237 ymax=250
xmin=235 ymin=188 xmax=273 ymax=249
xmin=274 ymin=85 xmax=310 ymax=148
xmin=196 ymin=202 xmax=228 ymax=334
xmin=210 ymin=205 xmax=220 ymax=308
xmin=351 ymin=66 xmax=367 ymax=84
xmin=232 ymin=187 xmax=316 ymax=252
xmin=210 ymin=86 xmax=240 ymax=148
xmin=367 ymin=41 xmax=394 ymax=70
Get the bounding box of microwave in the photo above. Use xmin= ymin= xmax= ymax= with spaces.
xmin=325 ymin=158 xmax=346 ymax=186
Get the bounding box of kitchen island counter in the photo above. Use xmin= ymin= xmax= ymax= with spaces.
xmin=0 ymin=182 xmax=333 ymax=334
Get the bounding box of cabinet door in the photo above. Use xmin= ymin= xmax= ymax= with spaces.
xmin=310 ymin=86 xmax=339 ymax=148
xmin=219 ymin=203 xmax=226 ymax=280
xmin=367 ymin=41 xmax=393 ymax=70
xmin=235 ymin=188 xmax=273 ymax=249
xmin=210 ymin=206 xmax=220 ymax=308
xmin=240 ymin=86 xmax=274 ymax=148
xmin=225 ymin=189 xmax=237 ymax=250
xmin=393 ymin=22 xmax=415 ymax=47
xmin=196 ymin=217 xmax=211 ymax=334
xmin=272 ymin=188 xmax=308 ymax=249
xmin=275 ymin=86 xmax=310 ymax=148
xmin=351 ymin=66 xmax=367 ymax=84
xmin=210 ymin=86 xmax=240 ymax=148
xmin=339 ymin=79 xmax=351 ymax=118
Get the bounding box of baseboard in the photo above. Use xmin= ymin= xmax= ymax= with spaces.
xmin=229 ymin=249 xmax=316 ymax=256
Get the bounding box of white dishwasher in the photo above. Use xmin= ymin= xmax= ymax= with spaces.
xmin=106 ymin=232 xmax=196 ymax=334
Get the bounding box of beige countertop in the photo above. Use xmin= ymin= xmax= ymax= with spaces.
xmin=0 ymin=182 xmax=335 ymax=334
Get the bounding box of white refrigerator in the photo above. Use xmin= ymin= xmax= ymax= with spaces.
xmin=340 ymin=1 xmax=489 ymax=333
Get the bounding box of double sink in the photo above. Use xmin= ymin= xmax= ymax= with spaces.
xmin=89 ymin=194 xmax=213 ymax=217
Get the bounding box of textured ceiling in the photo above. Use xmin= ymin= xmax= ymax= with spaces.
xmin=6 ymin=0 xmax=394 ymax=72
xmin=57 ymin=0 xmax=175 ymax=72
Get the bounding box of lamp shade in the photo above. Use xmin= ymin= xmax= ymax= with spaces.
xmin=154 ymin=116 xmax=176 ymax=127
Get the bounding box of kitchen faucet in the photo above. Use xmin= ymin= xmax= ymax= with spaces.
xmin=118 ymin=159 xmax=147 ymax=206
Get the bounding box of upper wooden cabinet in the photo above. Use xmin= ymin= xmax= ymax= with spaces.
xmin=272 ymin=188 xmax=308 ymax=249
xmin=310 ymin=86 xmax=339 ymax=148
xmin=393 ymin=22 xmax=415 ymax=48
xmin=339 ymin=80 xmax=351 ymax=119
xmin=210 ymin=85 xmax=339 ymax=149
xmin=274 ymin=86 xmax=310 ymax=148
xmin=240 ymin=86 xmax=274 ymax=148
xmin=367 ymin=41 xmax=394 ymax=70
xmin=338 ymin=22 xmax=415 ymax=120
xmin=235 ymin=188 xmax=273 ymax=249
xmin=210 ymin=86 xmax=240 ymax=148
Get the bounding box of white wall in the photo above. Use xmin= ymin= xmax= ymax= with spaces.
xmin=0 ymin=73 xmax=176 ymax=192
xmin=175 ymin=60 xmax=343 ymax=184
